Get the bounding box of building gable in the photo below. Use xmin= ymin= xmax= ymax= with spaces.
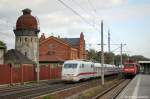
xmin=40 ymin=36 xmax=70 ymax=47
xmin=39 ymin=36 xmax=72 ymax=62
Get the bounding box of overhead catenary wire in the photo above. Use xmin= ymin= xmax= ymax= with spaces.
xmin=57 ymin=0 xmax=112 ymax=37
xmin=57 ymin=0 xmax=108 ymax=35
xmin=57 ymin=0 xmax=98 ymax=31
xmin=87 ymin=0 xmax=97 ymax=27
xmin=57 ymin=0 xmax=87 ymax=24
xmin=87 ymin=0 xmax=97 ymax=14
xmin=71 ymin=0 xmax=96 ymax=28
xmin=71 ymin=0 xmax=91 ymax=16
xmin=57 ymin=0 xmax=126 ymax=53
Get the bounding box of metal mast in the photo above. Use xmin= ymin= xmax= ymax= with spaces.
xmin=108 ymin=30 xmax=110 ymax=52
xmin=120 ymin=43 xmax=123 ymax=65
xmin=101 ymin=20 xmax=104 ymax=85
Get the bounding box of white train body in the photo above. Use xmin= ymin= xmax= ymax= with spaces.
xmin=61 ymin=60 xmax=119 ymax=82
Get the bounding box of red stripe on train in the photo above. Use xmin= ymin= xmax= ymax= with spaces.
xmin=77 ymin=72 xmax=97 ymax=76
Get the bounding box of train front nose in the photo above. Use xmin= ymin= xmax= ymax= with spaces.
xmin=61 ymin=68 xmax=76 ymax=80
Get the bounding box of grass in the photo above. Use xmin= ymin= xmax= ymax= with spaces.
xmin=43 ymin=95 xmax=54 ymax=99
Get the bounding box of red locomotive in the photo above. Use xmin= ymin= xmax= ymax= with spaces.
xmin=122 ymin=60 xmax=140 ymax=78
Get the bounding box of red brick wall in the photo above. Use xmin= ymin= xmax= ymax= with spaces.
xmin=70 ymin=48 xmax=78 ymax=59
xmin=39 ymin=37 xmax=70 ymax=61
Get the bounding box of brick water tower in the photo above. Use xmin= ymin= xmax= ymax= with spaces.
xmin=13 ymin=8 xmax=40 ymax=81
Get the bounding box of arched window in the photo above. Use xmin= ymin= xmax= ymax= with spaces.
xmin=31 ymin=38 xmax=32 ymax=42
xmin=16 ymin=38 xmax=18 ymax=42
xmin=25 ymin=52 xmax=27 ymax=56
xmin=20 ymin=38 xmax=21 ymax=42
xmin=25 ymin=38 xmax=27 ymax=42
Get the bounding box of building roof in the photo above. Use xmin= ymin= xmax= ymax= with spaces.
xmin=138 ymin=61 xmax=150 ymax=63
xmin=4 ymin=49 xmax=34 ymax=64
xmin=61 ymin=38 xmax=80 ymax=47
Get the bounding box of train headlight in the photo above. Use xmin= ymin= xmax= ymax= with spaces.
xmin=130 ymin=69 xmax=134 ymax=71
xmin=124 ymin=69 xmax=128 ymax=71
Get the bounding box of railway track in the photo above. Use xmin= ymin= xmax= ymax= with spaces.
xmin=0 ymin=83 xmax=66 ymax=99
xmin=0 ymin=75 xmax=119 ymax=99
xmin=92 ymin=79 xmax=131 ymax=99
xmin=0 ymin=79 xmax=63 ymax=94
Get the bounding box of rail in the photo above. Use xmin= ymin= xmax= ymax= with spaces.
xmin=92 ymin=79 xmax=131 ymax=99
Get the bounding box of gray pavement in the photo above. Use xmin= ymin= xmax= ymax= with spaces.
xmin=117 ymin=74 xmax=150 ymax=99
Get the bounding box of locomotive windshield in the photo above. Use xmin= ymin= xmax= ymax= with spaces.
xmin=64 ymin=64 xmax=77 ymax=68
xmin=125 ymin=64 xmax=134 ymax=67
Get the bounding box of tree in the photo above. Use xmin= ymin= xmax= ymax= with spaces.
xmin=87 ymin=49 xmax=99 ymax=62
xmin=104 ymin=52 xmax=115 ymax=64
xmin=114 ymin=54 xmax=128 ymax=66
xmin=86 ymin=48 xmax=150 ymax=65
xmin=0 ymin=40 xmax=6 ymax=48
xmin=87 ymin=49 xmax=115 ymax=64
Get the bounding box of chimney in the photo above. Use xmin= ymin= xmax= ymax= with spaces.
xmin=58 ymin=35 xmax=60 ymax=38
xmin=80 ymin=32 xmax=84 ymax=40
xmin=40 ymin=33 xmax=45 ymax=42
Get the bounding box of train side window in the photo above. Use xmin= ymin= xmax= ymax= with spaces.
xmin=80 ymin=64 xmax=82 ymax=68
xmin=82 ymin=64 xmax=84 ymax=68
xmin=91 ymin=64 xmax=94 ymax=68
xmin=80 ymin=64 xmax=84 ymax=68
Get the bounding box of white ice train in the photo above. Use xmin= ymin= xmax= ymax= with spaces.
xmin=61 ymin=60 xmax=119 ymax=82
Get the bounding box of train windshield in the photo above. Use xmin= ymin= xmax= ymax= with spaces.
xmin=64 ymin=64 xmax=77 ymax=68
xmin=125 ymin=64 xmax=134 ymax=67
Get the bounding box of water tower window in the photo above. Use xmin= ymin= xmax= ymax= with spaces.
xmin=31 ymin=38 xmax=32 ymax=42
xmin=20 ymin=38 xmax=21 ymax=42
xmin=25 ymin=38 xmax=27 ymax=42
xmin=16 ymin=38 xmax=18 ymax=42
xmin=25 ymin=52 xmax=27 ymax=56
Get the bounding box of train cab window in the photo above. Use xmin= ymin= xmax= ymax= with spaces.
xmin=125 ymin=64 xmax=134 ymax=67
xmin=64 ymin=64 xmax=77 ymax=68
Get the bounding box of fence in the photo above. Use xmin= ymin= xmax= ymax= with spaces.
xmin=39 ymin=64 xmax=61 ymax=80
xmin=0 ymin=64 xmax=62 ymax=85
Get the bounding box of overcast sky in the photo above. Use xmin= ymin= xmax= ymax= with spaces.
xmin=0 ymin=0 xmax=150 ymax=58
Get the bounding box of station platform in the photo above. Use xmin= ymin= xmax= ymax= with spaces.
xmin=117 ymin=74 xmax=150 ymax=99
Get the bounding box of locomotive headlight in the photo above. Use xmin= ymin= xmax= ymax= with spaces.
xmin=130 ymin=69 xmax=134 ymax=71
xmin=124 ymin=69 xmax=128 ymax=71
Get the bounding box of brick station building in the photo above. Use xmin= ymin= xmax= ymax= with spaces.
xmin=39 ymin=32 xmax=86 ymax=65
